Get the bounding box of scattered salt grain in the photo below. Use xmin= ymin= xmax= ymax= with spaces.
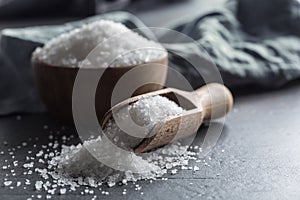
xmin=4 ymin=181 xmax=12 ymax=186
xmin=60 ymin=188 xmax=67 ymax=195
xmin=25 ymin=179 xmax=30 ymax=185
xmin=0 ymin=95 xmax=222 ymax=197
xmin=36 ymin=150 xmax=43 ymax=157
xmin=193 ymin=166 xmax=199 ymax=171
xmin=35 ymin=181 xmax=43 ymax=190
xmin=23 ymin=162 xmax=34 ymax=169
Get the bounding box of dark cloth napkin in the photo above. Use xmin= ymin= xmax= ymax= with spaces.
xmin=0 ymin=0 xmax=299 ymax=115
xmin=168 ymin=0 xmax=300 ymax=89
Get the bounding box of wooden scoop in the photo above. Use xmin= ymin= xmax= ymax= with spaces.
xmin=101 ymin=83 xmax=233 ymax=153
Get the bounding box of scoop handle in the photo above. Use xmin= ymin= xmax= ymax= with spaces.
xmin=193 ymin=83 xmax=233 ymax=120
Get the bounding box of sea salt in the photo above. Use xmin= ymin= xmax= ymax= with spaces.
xmin=33 ymin=20 xmax=167 ymax=68
xmin=193 ymin=166 xmax=199 ymax=171
xmin=1 ymin=95 xmax=216 ymax=196
xmin=17 ymin=181 xmax=21 ymax=187
xmin=51 ymin=95 xmax=185 ymax=184
xmin=4 ymin=181 xmax=12 ymax=186
xmin=35 ymin=181 xmax=43 ymax=190
xmin=60 ymin=188 xmax=67 ymax=195
xmin=23 ymin=162 xmax=34 ymax=169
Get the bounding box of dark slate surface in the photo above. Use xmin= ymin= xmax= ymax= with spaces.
xmin=1 ymin=81 xmax=300 ymax=200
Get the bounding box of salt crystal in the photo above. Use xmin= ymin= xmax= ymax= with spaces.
xmin=60 ymin=188 xmax=67 ymax=195
xmin=25 ymin=179 xmax=30 ymax=185
xmin=166 ymin=163 xmax=173 ymax=169
xmin=48 ymin=188 xmax=56 ymax=195
xmin=193 ymin=166 xmax=199 ymax=171
xmin=53 ymin=143 xmax=59 ymax=149
xmin=23 ymin=162 xmax=34 ymax=169
xmin=35 ymin=181 xmax=43 ymax=190
xmin=4 ymin=181 xmax=12 ymax=186
xmin=13 ymin=160 xmax=18 ymax=167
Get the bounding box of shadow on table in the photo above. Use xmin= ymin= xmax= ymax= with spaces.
xmin=232 ymin=78 xmax=300 ymax=96
xmin=180 ymin=122 xmax=229 ymax=157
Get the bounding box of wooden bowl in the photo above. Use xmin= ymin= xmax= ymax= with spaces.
xmin=31 ymin=55 xmax=168 ymax=123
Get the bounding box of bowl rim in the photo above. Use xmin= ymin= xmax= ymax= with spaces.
xmin=31 ymin=52 xmax=168 ymax=70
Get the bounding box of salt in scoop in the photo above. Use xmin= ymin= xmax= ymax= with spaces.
xmin=101 ymin=83 xmax=233 ymax=153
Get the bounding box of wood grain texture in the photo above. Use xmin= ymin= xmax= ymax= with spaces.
xmin=32 ymin=56 xmax=168 ymax=123
xmin=101 ymin=83 xmax=233 ymax=153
